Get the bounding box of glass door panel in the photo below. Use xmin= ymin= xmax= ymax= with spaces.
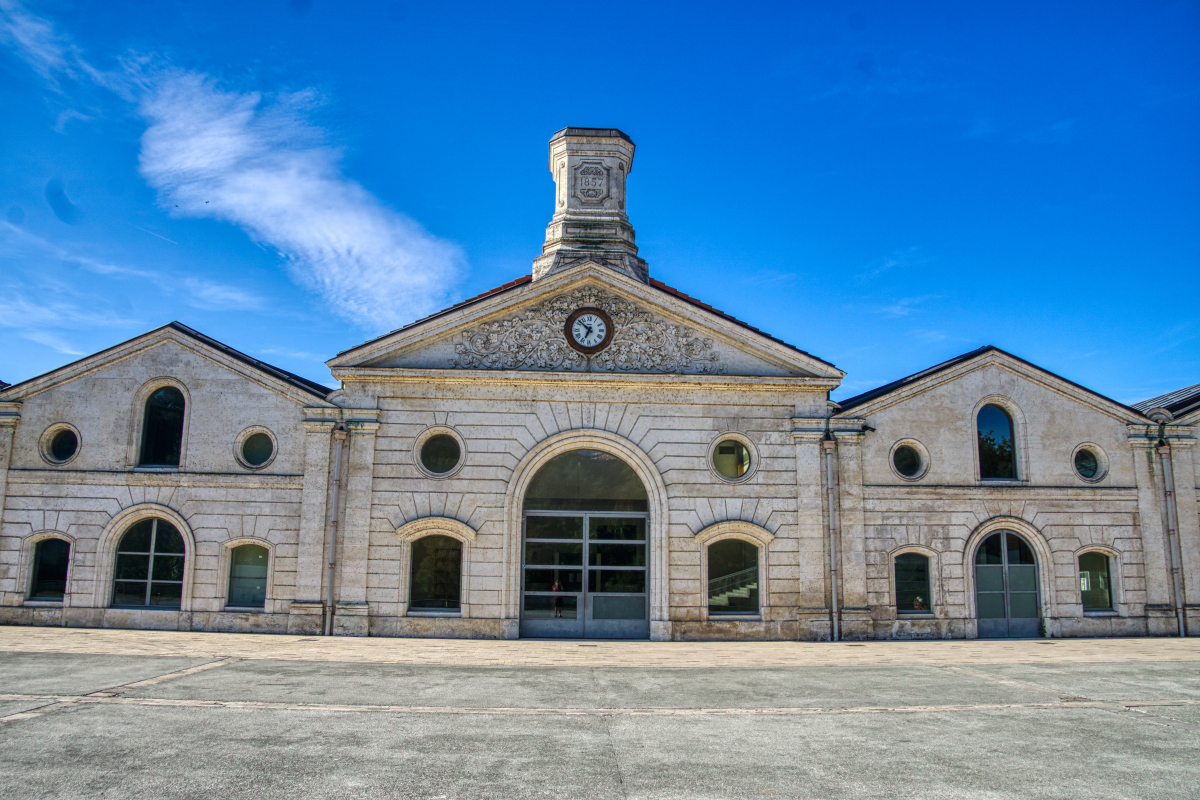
xmin=521 ymin=512 xmax=649 ymax=639
xmin=974 ymin=531 xmax=1041 ymax=638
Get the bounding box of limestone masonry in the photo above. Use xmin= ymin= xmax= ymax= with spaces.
xmin=1 ymin=128 xmax=1197 ymax=641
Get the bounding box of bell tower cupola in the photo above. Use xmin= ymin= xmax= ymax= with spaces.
xmin=532 ymin=127 xmax=648 ymax=283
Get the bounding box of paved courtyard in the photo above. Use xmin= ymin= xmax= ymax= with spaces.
xmin=1 ymin=628 xmax=1199 ymax=799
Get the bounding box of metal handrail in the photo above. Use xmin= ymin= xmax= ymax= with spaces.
xmin=708 ymin=567 xmax=757 ymax=597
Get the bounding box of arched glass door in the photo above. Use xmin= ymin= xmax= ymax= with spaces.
xmin=975 ymin=531 xmax=1040 ymax=638
xmin=521 ymin=449 xmax=649 ymax=639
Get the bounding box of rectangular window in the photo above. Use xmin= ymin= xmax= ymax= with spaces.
xmin=1079 ymin=552 xmax=1113 ymax=611
xmin=895 ymin=553 xmax=931 ymax=614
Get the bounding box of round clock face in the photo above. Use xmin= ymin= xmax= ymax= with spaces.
xmin=564 ymin=308 xmax=613 ymax=354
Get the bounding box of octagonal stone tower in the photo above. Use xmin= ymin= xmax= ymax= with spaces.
xmin=532 ymin=127 xmax=649 ymax=284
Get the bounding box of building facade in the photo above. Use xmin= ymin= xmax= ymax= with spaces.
xmin=1 ymin=128 xmax=1197 ymax=641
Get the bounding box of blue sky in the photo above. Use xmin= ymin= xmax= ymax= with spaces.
xmin=2 ymin=0 xmax=1197 ymax=402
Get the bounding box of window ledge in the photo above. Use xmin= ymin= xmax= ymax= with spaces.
xmin=23 ymin=600 xmax=63 ymax=608
xmin=223 ymin=606 xmax=266 ymax=613
xmin=707 ymin=614 xmax=762 ymax=621
xmin=1083 ymin=610 xmax=1119 ymax=616
xmin=133 ymin=466 xmax=180 ymax=473
xmin=407 ymin=610 xmax=461 ymax=618
xmin=896 ymin=612 xmax=936 ymax=618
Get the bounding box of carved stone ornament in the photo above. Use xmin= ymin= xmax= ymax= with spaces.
xmin=451 ymin=286 xmax=724 ymax=374
xmin=574 ymin=161 xmax=610 ymax=204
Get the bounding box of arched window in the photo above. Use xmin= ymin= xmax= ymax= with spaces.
xmin=139 ymin=387 xmax=185 ymax=467
xmin=524 ymin=449 xmax=649 ymax=513
xmin=894 ymin=553 xmax=931 ymax=613
xmin=708 ymin=539 xmax=759 ymax=615
xmin=410 ymin=535 xmax=462 ymax=611
xmin=30 ymin=539 xmax=70 ymax=599
xmin=977 ymin=404 xmax=1016 ymax=479
xmin=112 ymin=518 xmax=185 ymax=608
xmin=227 ymin=544 xmax=269 ymax=608
xmin=1079 ymin=552 xmax=1113 ymax=611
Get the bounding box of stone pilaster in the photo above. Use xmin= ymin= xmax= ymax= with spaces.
xmin=294 ymin=413 xmax=335 ymax=609
xmin=0 ymin=403 xmax=21 ymax=607
xmin=333 ymin=414 xmax=380 ymax=635
xmin=1129 ymin=425 xmax=1177 ymax=634
xmin=792 ymin=420 xmax=832 ymax=640
xmin=834 ymin=427 xmax=871 ymax=638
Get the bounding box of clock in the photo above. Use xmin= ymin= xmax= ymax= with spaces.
xmin=564 ymin=307 xmax=614 ymax=354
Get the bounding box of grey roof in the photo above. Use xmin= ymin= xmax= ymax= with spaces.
xmin=0 ymin=322 xmax=334 ymax=400
xmin=1132 ymin=383 xmax=1200 ymax=419
xmin=835 ymin=345 xmax=1146 ymax=418
xmin=549 ymin=127 xmax=633 ymax=144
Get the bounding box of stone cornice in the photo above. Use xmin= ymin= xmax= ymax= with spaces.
xmin=0 ymin=401 xmax=20 ymax=429
xmin=6 ymin=468 xmax=304 ymax=490
xmin=861 ymin=484 xmax=1138 ymax=501
xmin=332 ymin=367 xmax=839 ymax=393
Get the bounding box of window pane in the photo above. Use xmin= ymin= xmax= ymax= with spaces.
xmin=523 ymin=595 xmax=578 ymax=619
xmin=1075 ymin=449 xmax=1099 ymax=479
xmin=893 ymin=445 xmax=922 ymax=478
xmin=708 ymin=539 xmax=759 ymax=614
xmin=112 ymin=581 xmax=147 ymax=606
xmin=115 ymin=553 xmax=150 ymax=580
xmin=524 ymin=568 xmax=583 ymax=593
xmin=523 ymin=450 xmax=648 ymax=512
xmin=977 ymin=404 xmax=1016 ymax=479
xmin=1005 ymin=533 xmax=1036 ymax=565
xmin=419 ymin=434 xmax=460 ymax=474
xmin=153 ymin=522 xmax=186 ymax=554
xmin=976 ymin=565 xmax=1005 ymax=592
xmin=589 ymin=543 xmax=645 ymax=567
xmin=228 ymin=544 xmax=269 ymax=607
xmin=118 ymin=519 xmax=153 ymax=553
xmin=713 ymin=440 xmax=751 ymax=480
xmin=525 ymin=516 xmax=583 ymax=540
xmin=152 ymin=555 xmax=185 ymax=582
xmin=1007 ymin=565 xmax=1037 ymax=593
xmin=976 ymin=533 xmax=1003 ymax=565
xmin=242 ymin=433 xmax=274 ymax=467
xmin=590 ymin=518 xmax=645 ymax=541
xmin=1008 ymin=592 xmax=1039 ymax=619
xmin=139 ymin=387 xmax=185 ymax=466
xmin=1079 ymin=552 xmax=1112 ymax=611
xmin=149 ymin=582 xmax=183 ymax=607
xmin=977 ymin=592 xmax=1007 ymax=618
xmin=49 ymin=429 xmax=78 ymax=461
xmin=30 ymin=539 xmax=70 ymax=599
xmin=588 ymin=570 xmax=646 ymax=594
xmin=524 ymin=542 xmax=583 ymax=566
xmin=593 ymin=596 xmax=645 ymax=620
xmin=894 ymin=553 xmax=930 ymax=613
xmin=410 ymin=535 xmax=461 ymax=610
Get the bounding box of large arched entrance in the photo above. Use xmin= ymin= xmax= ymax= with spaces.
xmin=520 ymin=449 xmax=650 ymax=639
xmin=974 ymin=530 xmax=1041 ymax=638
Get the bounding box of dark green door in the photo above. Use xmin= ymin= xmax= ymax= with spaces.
xmin=975 ymin=531 xmax=1040 ymax=638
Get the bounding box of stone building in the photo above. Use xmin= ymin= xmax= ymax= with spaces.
xmin=1 ymin=128 xmax=1197 ymax=640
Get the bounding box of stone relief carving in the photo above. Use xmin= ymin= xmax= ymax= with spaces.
xmin=574 ymin=162 xmax=610 ymax=204
xmin=451 ymin=287 xmax=724 ymax=374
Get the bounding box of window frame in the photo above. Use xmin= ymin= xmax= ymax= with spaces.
xmin=412 ymin=426 xmax=467 ymax=479
xmin=110 ymin=517 xmax=188 ymax=609
xmin=21 ymin=532 xmax=74 ymax=606
xmin=395 ymin=518 xmax=477 ymax=618
xmin=221 ymin=539 xmax=274 ymax=611
xmin=94 ymin=505 xmax=196 ymax=611
xmin=1071 ymin=443 xmax=1109 ymax=483
xmin=971 ymin=396 xmax=1026 ymax=484
xmin=129 ymin=379 xmax=191 ymax=471
xmin=694 ymin=521 xmax=774 ymax=621
xmin=706 ymin=432 xmax=759 ymax=485
xmin=39 ymin=423 xmax=82 ymax=466
xmin=233 ymin=426 xmax=279 ymax=471
xmin=1076 ymin=547 xmax=1120 ymax=614
xmin=889 ymin=546 xmax=939 ymax=618
xmin=888 ymin=438 xmax=930 ymax=482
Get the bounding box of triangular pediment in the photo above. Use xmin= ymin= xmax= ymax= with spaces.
xmin=328 ymin=263 xmax=843 ymax=380
xmin=834 ymin=347 xmax=1146 ymax=423
xmin=0 ymin=323 xmax=335 ymax=406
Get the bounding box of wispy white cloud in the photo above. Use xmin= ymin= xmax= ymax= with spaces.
xmin=874 ymin=295 xmax=941 ymax=318
xmin=855 ymin=245 xmax=925 ymax=284
xmin=3 ymin=1 xmax=465 ymax=333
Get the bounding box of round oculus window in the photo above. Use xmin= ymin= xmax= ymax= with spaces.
xmin=893 ymin=445 xmax=923 ymax=478
xmin=241 ymin=432 xmax=274 ymax=467
xmin=1074 ymin=448 xmax=1100 ymax=479
xmin=48 ymin=428 xmax=78 ymax=462
xmin=713 ymin=439 xmax=751 ymax=480
xmin=420 ymin=434 xmax=461 ymax=475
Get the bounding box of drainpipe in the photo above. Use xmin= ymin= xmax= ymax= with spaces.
xmin=324 ymin=426 xmax=348 ymax=636
xmin=823 ymin=433 xmax=840 ymax=642
xmin=1150 ymin=412 xmax=1187 ymax=637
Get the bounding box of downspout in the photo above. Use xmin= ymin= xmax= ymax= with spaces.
xmin=324 ymin=426 xmax=348 ymax=636
xmin=1151 ymin=413 xmax=1187 ymax=637
xmin=823 ymin=432 xmax=840 ymax=642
